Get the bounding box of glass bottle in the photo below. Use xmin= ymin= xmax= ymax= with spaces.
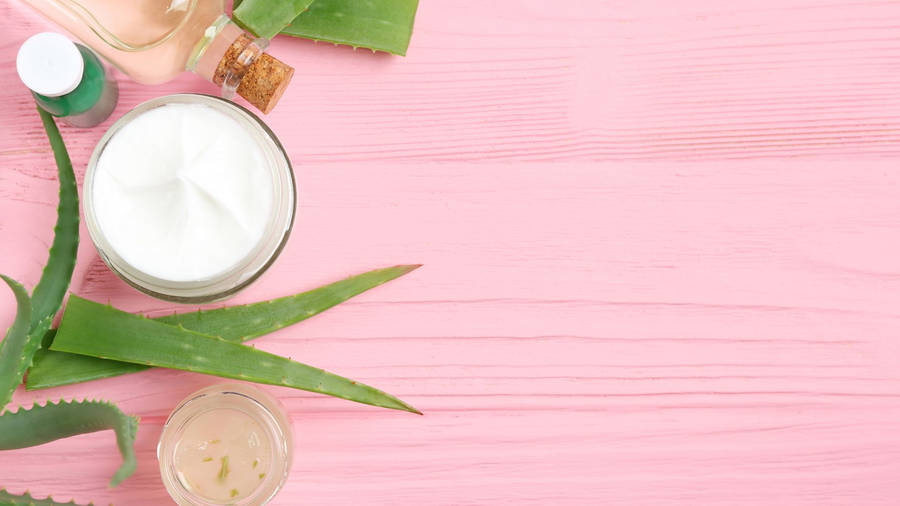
xmin=19 ymin=0 xmax=294 ymax=113
xmin=17 ymin=32 xmax=118 ymax=127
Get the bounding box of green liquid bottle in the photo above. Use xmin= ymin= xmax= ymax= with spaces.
xmin=17 ymin=32 xmax=118 ymax=128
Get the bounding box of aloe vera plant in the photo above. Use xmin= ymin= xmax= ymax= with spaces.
xmin=0 ymin=108 xmax=136 ymax=495
xmin=0 ymin=109 xmax=78 ymax=408
xmin=233 ymin=0 xmax=419 ymax=55
xmin=51 ymin=295 xmax=420 ymax=414
xmin=27 ymin=265 xmax=421 ymax=389
xmin=0 ymin=489 xmax=94 ymax=506
xmin=0 ymin=399 xmax=138 ymax=487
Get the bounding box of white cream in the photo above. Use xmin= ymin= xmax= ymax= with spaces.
xmin=92 ymin=102 xmax=273 ymax=282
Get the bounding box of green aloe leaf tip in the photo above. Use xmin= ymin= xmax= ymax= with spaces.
xmin=0 ymin=488 xmax=97 ymax=505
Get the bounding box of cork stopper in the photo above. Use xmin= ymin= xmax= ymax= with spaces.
xmin=214 ymin=34 xmax=294 ymax=114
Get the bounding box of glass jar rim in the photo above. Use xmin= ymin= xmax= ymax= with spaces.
xmin=83 ymin=93 xmax=297 ymax=303
xmin=158 ymin=383 xmax=294 ymax=506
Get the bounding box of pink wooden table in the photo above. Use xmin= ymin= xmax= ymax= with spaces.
xmin=4 ymin=0 xmax=900 ymax=504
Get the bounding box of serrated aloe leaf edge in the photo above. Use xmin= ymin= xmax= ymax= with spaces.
xmin=0 ymin=488 xmax=96 ymax=506
xmin=0 ymin=399 xmax=138 ymax=487
xmin=51 ymin=295 xmax=420 ymax=415
xmin=27 ymin=264 xmax=421 ymax=389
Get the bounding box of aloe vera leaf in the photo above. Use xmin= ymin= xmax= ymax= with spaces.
xmin=0 ymin=276 xmax=32 ymax=409
xmin=0 ymin=110 xmax=78 ymax=405
xmin=31 ymin=108 xmax=79 ymax=334
xmin=28 ymin=328 xmax=149 ymax=390
xmin=234 ymin=0 xmax=419 ymax=55
xmin=0 ymin=399 xmax=138 ymax=486
xmin=157 ymin=264 xmax=421 ymax=340
xmin=0 ymin=111 xmax=135 ymax=490
xmin=26 ymin=346 xmax=149 ymax=391
xmin=26 ymin=265 xmax=421 ymax=389
xmin=283 ymin=0 xmax=419 ymax=55
xmin=233 ymin=0 xmax=316 ymax=39
xmin=0 ymin=489 xmax=95 ymax=506
xmin=51 ymin=295 xmax=421 ymax=414
xmin=26 ymin=347 xmax=150 ymax=391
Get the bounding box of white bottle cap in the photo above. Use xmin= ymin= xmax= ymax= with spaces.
xmin=16 ymin=32 xmax=84 ymax=97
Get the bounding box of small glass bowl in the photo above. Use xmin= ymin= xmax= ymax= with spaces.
xmin=83 ymin=93 xmax=296 ymax=303
xmin=158 ymin=383 xmax=294 ymax=506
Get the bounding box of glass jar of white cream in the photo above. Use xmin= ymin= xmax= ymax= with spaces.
xmin=84 ymin=94 xmax=296 ymax=303
xmin=158 ymin=383 xmax=294 ymax=506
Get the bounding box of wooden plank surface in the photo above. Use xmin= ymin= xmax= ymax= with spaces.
xmin=3 ymin=0 xmax=900 ymax=504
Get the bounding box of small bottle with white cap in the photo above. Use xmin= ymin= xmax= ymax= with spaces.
xmin=17 ymin=32 xmax=118 ymax=128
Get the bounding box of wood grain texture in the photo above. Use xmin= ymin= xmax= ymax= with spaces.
xmin=3 ymin=0 xmax=900 ymax=504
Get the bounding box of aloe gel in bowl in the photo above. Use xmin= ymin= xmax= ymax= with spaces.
xmin=158 ymin=383 xmax=293 ymax=506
